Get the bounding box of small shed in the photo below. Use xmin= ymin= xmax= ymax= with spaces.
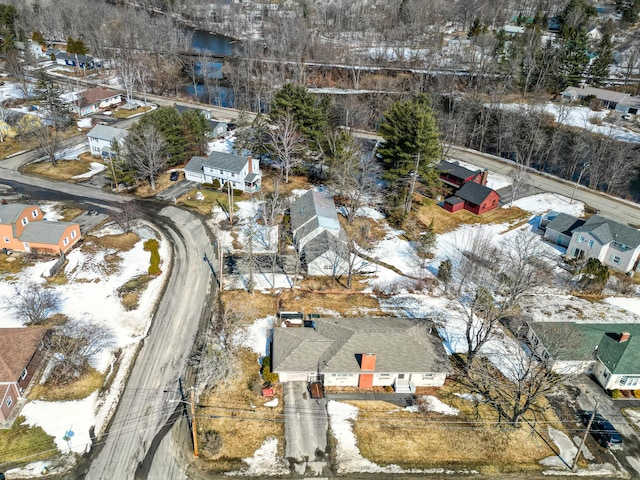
xmin=443 ymin=196 xmax=465 ymax=212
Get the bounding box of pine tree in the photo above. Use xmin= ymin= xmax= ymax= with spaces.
xmin=377 ymin=94 xmax=442 ymax=216
xmin=589 ymin=32 xmax=614 ymax=86
xmin=138 ymin=107 xmax=186 ymax=166
xmin=181 ymin=110 xmax=210 ymax=158
xmin=557 ymin=31 xmax=590 ymax=89
xmin=33 ymin=72 xmax=70 ymax=129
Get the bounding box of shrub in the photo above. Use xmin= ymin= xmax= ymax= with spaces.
xmin=610 ymin=389 xmax=623 ymax=399
xmin=634 ymin=390 xmax=640 ymax=399
xmin=383 ymin=385 xmax=394 ymax=393
xmin=143 ymin=239 xmax=161 ymax=275
xmin=261 ymin=356 xmax=279 ymax=383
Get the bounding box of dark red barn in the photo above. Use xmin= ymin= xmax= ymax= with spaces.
xmin=443 ymin=182 xmax=500 ymax=215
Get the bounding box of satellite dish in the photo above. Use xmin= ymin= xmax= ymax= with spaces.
xmin=66 ymin=430 xmax=75 ymax=437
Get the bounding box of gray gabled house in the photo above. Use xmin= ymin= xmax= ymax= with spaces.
xmin=87 ymin=124 xmax=127 ymax=158
xmin=289 ymin=190 xmax=348 ymax=276
xmin=272 ymin=317 xmax=452 ymax=392
xmin=184 ymin=151 xmax=261 ymax=193
xmin=543 ymin=212 xmax=585 ymax=247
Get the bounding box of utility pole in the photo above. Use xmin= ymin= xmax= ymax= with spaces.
xmin=570 ymin=163 xmax=590 ymax=205
xmin=190 ymin=388 xmax=199 ymax=458
xmin=572 ymin=400 xmax=598 ymax=471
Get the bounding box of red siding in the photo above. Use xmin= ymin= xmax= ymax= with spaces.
xmin=444 ymin=201 xmax=465 ymax=213
xmin=0 ymin=384 xmax=19 ymax=421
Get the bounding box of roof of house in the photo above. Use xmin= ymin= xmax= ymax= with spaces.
xmin=561 ymin=86 xmax=630 ymax=104
xmin=79 ymin=87 xmax=120 ymax=107
xmin=272 ymin=318 xmax=452 ymax=374
xmin=444 ymin=196 xmax=464 ymax=206
xmin=454 ymin=181 xmax=498 ymax=205
xmin=529 ymin=322 xmax=640 ymax=372
xmin=87 ymin=124 xmax=127 ymax=143
xmin=545 ymin=212 xmax=585 ymax=236
xmin=573 ymin=215 xmax=640 ymax=248
xmin=244 ymin=172 xmax=260 ymax=183
xmin=598 ymin=329 xmax=640 ymax=374
xmin=0 ymin=328 xmax=47 ymax=382
xmin=19 ymin=221 xmax=77 ymax=244
xmin=437 ymin=160 xmax=481 ymax=180
xmin=290 ymin=190 xmax=340 ymax=234
xmin=174 ymin=104 xmax=210 ymax=117
xmin=209 ymin=120 xmax=227 ymax=129
xmin=0 ymin=204 xmax=32 ymax=225
xmin=185 ymin=151 xmax=249 ymax=175
xmin=303 ymin=229 xmax=348 ymax=264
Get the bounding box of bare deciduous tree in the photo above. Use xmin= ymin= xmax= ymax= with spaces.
xmin=122 ymin=124 xmax=168 ymax=191
xmin=48 ymin=320 xmax=115 ymax=386
xmin=3 ymin=281 xmax=61 ymax=325
xmin=33 ymin=126 xmax=62 ymax=166
xmin=114 ymin=202 xmax=142 ymax=233
xmin=268 ymin=113 xmax=306 ymax=183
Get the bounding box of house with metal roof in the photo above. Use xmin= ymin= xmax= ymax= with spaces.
xmin=184 ymin=151 xmax=261 ymax=193
xmin=272 ymin=317 xmax=452 ymax=392
xmin=442 ymin=181 xmax=500 ymax=215
xmin=0 ymin=327 xmax=48 ymax=423
xmin=527 ymin=322 xmax=640 ymax=390
xmin=0 ymin=204 xmax=80 ymax=255
xmin=87 ymin=124 xmax=128 ymax=158
xmin=566 ymin=215 xmax=640 ymax=273
xmin=289 ymin=190 xmax=349 ymax=276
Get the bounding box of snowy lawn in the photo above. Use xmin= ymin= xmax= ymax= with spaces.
xmin=0 ymin=221 xmax=170 ymax=467
xmin=71 ymin=161 xmax=105 ymax=179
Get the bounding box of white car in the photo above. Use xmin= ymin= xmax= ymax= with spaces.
xmin=623 ymin=113 xmax=633 ymax=120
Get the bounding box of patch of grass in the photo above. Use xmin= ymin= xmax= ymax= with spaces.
xmin=347 ymin=391 xmax=558 ymax=473
xmin=45 ymin=272 xmax=68 ymax=285
xmin=117 ymin=274 xmax=155 ymax=310
xmin=416 ymin=203 xmax=530 ymax=235
xmin=220 ymin=291 xmax=278 ymax=319
xmin=260 ymin=172 xmax=311 ymax=196
xmin=197 ymin=349 xmax=284 ymax=471
xmin=85 ymin=232 xmax=140 ymax=251
xmin=113 ymin=106 xmax=151 ymax=118
xmin=340 ymin=215 xmax=387 ymax=248
xmin=22 ymin=157 xmax=104 ymax=182
xmin=29 ymin=368 xmax=105 ymax=401
xmin=0 ymin=135 xmax=40 ymax=159
xmin=58 ymin=205 xmax=85 ymax=222
xmin=0 ymin=416 xmax=58 ymax=464
xmin=0 ymin=252 xmax=35 ymax=275
xmin=177 ymin=188 xmax=233 ymax=215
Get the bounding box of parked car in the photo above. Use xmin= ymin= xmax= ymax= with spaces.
xmin=577 ymin=410 xmax=623 ymax=448
xmin=623 ymin=113 xmax=633 ymax=121
xmin=170 ymin=171 xmax=179 ymax=181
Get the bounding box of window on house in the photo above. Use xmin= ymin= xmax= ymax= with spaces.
xmin=32 ymin=210 xmax=38 ymax=218
xmin=324 ymin=265 xmax=332 ymax=270
xmin=71 ymin=230 xmax=77 ymax=239
xmin=21 ymin=217 xmax=28 ymax=226
xmin=6 ymin=396 xmax=12 ymax=407
xmin=63 ymin=237 xmax=69 ymax=246
xmin=588 ymin=240 xmax=594 ymax=248
xmin=603 ymin=371 xmax=610 ymax=379
xmin=378 ymin=374 xmax=391 ymax=378
xmin=577 ymin=235 xmax=585 ymax=243
xmin=611 ymin=255 xmax=621 ymax=265
xmin=398 ymin=374 xmax=405 ymax=379
xmin=422 ymin=373 xmax=434 ymax=379
xmin=21 ymin=368 xmax=27 ymax=380
xmin=219 ymin=170 xmax=223 ymax=174
xmin=3 ymin=237 xmax=8 ymax=243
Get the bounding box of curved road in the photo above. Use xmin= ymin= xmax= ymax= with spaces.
xmin=0 ymin=163 xmax=214 ymax=478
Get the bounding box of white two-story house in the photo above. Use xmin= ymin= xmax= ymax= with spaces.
xmin=184 ymin=151 xmax=261 ymax=193
xmin=87 ymin=124 xmax=128 ymax=158
xmin=565 ymin=215 xmax=640 ymax=273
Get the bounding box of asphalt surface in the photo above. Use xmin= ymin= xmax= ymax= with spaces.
xmin=84 ymin=205 xmax=214 ymax=480
xmin=284 ymin=382 xmax=329 ymax=476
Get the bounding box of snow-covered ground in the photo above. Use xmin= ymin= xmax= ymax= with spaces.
xmin=1 ymin=222 xmax=170 ymax=463
xmin=225 ymin=437 xmax=289 ymax=476
xmin=497 ymin=103 xmax=640 ymax=143
xmin=71 ymin=162 xmax=105 ymax=179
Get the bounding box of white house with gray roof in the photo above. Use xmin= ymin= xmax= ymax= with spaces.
xmin=87 ymin=125 xmax=127 ymax=158
xmin=184 ymin=151 xmax=261 ymax=193
xmin=289 ymin=190 xmax=349 ymax=276
xmin=544 ymin=213 xmax=640 ymax=273
xmin=272 ymin=317 xmax=452 ymax=392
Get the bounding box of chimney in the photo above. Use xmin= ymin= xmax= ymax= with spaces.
xmin=248 ymin=156 xmax=252 ymax=174
xmin=479 ymin=169 xmax=488 ymax=186
xmin=620 ymin=332 xmax=630 ymax=343
xmin=360 ymin=353 xmax=376 ymax=371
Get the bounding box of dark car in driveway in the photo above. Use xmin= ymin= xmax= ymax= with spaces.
xmin=170 ymin=171 xmax=179 ymax=181
xmin=577 ymin=410 xmax=623 ymax=448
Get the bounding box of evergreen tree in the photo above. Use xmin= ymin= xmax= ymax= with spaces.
xmin=557 ymin=31 xmax=590 ymax=89
xmin=234 ymin=113 xmax=271 ymax=159
xmin=377 ymin=94 xmax=442 ymax=215
xmin=181 ymin=110 xmax=210 ymax=159
xmin=588 ymin=32 xmax=614 ymax=86
xmin=138 ymin=106 xmax=186 ymax=166
xmin=33 ymin=72 xmax=70 ymax=129
xmin=270 ymin=83 xmax=328 ymax=150
xmin=66 ymin=36 xmax=88 ymax=55
xmin=437 ymin=258 xmax=453 ymax=283
xmin=615 ymin=0 xmax=640 ymax=23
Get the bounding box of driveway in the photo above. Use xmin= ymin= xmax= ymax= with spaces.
xmin=155 ymin=179 xmax=198 ymax=202
xmin=575 ymin=375 xmax=640 ymax=477
xmin=284 ymin=381 xmax=330 ymax=476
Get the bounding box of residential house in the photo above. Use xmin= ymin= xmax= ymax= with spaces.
xmin=184 ymin=151 xmax=261 ymax=193
xmin=543 ymin=212 xmax=585 ymax=247
xmin=87 ymin=124 xmax=127 ymax=158
xmin=565 ymin=214 xmax=640 ymax=273
xmin=289 ymin=190 xmax=349 ymax=276
xmin=527 ymin=322 xmax=640 ymax=390
xmin=174 ymin=104 xmax=227 ymax=138
xmin=68 ymin=87 xmax=122 ymax=117
xmin=0 ymin=204 xmax=81 ymax=255
xmin=443 ymin=181 xmax=500 ymax=215
xmin=0 ymin=328 xmax=48 ymax=422
xmin=209 ymin=120 xmax=228 ymax=139
xmin=561 ymin=86 xmax=640 ymax=114
xmin=272 ymin=317 xmax=452 ymax=392
xmin=436 ymin=160 xmax=488 ymax=190
xmin=47 ymin=49 xmax=98 ymax=69
xmin=174 ymin=104 xmax=212 ymax=119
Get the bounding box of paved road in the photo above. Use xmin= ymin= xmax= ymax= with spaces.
xmin=85 ymin=205 xmax=214 ymax=480
xmin=284 ymin=382 xmax=329 ymax=476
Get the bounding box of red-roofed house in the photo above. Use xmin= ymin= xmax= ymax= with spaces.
xmin=70 ymin=87 xmax=122 ymax=117
xmin=0 ymin=328 xmax=48 ymax=422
